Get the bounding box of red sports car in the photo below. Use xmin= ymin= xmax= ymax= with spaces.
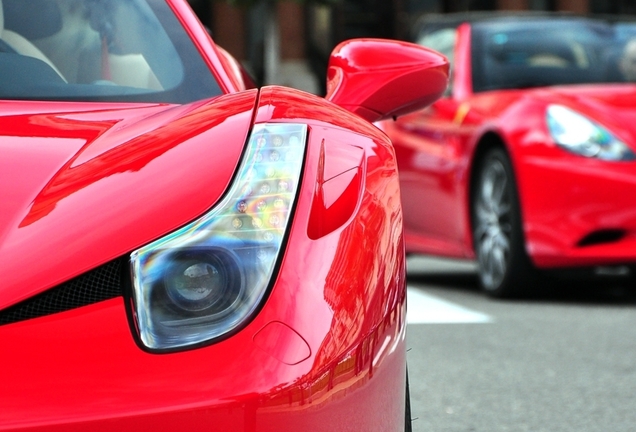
xmin=381 ymin=14 xmax=636 ymax=298
xmin=0 ymin=0 xmax=448 ymax=430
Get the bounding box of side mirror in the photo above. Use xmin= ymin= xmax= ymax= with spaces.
xmin=325 ymin=39 xmax=449 ymax=123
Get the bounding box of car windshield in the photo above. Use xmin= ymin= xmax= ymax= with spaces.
xmin=471 ymin=18 xmax=635 ymax=92
xmin=0 ymin=0 xmax=221 ymax=103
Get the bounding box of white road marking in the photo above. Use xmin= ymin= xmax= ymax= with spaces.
xmin=407 ymin=287 xmax=493 ymax=324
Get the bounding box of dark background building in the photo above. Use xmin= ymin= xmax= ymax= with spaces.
xmin=189 ymin=0 xmax=636 ymax=94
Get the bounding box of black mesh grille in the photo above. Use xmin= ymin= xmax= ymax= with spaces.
xmin=0 ymin=259 xmax=124 ymax=326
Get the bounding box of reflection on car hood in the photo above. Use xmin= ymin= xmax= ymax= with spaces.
xmin=0 ymin=90 xmax=257 ymax=310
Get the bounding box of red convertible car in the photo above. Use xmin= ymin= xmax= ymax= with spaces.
xmin=0 ymin=0 xmax=448 ymax=430
xmin=382 ymin=14 xmax=636 ymax=298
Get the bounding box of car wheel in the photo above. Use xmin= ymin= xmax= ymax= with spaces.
xmin=471 ymin=147 xmax=534 ymax=298
xmin=405 ymin=370 xmax=412 ymax=432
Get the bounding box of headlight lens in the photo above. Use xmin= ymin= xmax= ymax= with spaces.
xmin=129 ymin=123 xmax=308 ymax=351
xmin=546 ymin=105 xmax=635 ymax=161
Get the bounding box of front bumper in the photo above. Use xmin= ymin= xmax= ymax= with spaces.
xmin=518 ymin=151 xmax=636 ymax=268
xmin=0 ymin=118 xmax=407 ymax=431
xmin=0 ymin=297 xmax=406 ymax=431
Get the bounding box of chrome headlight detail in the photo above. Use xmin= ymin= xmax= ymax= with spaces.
xmin=129 ymin=123 xmax=308 ymax=351
xmin=546 ymin=105 xmax=635 ymax=161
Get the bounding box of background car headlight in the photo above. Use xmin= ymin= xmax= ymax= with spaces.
xmin=129 ymin=123 xmax=308 ymax=352
xmin=546 ymin=105 xmax=635 ymax=161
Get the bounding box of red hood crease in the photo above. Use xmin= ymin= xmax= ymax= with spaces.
xmin=0 ymin=90 xmax=258 ymax=310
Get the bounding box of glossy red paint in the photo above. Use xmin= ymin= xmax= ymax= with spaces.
xmin=0 ymin=0 xmax=452 ymax=428
xmin=0 ymin=87 xmax=408 ymax=431
xmin=326 ymin=38 xmax=449 ymax=122
xmin=166 ymin=0 xmax=244 ymax=93
xmin=505 ymin=86 xmax=636 ymax=267
xmin=0 ymin=91 xmax=255 ymax=310
xmin=215 ymin=46 xmax=257 ymax=91
xmin=383 ymin=20 xmax=636 ymax=271
xmin=452 ymin=23 xmax=473 ymax=101
xmin=307 ymin=131 xmax=364 ymax=239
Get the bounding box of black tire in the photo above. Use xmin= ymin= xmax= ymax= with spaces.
xmin=405 ymin=369 xmax=412 ymax=432
xmin=471 ymin=147 xmax=535 ymax=298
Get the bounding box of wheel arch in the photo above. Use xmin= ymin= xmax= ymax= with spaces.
xmin=467 ymin=132 xmax=538 ymax=297
xmin=467 ymin=131 xmax=511 ymax=253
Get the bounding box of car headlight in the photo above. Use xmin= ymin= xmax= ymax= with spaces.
xmin=546 ymin=105 xmax=635 ymax=161
xmin=128 ymin=123 xmax=308 ymax=352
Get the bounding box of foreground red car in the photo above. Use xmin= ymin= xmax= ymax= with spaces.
xmin=0 ymin=0 xmax=448 ymax=430
xmin=382 ymin=14 xmax=636 ymax=297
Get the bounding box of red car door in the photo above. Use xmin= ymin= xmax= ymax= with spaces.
xmin=391 ymin=97 xmax=470 ymax=256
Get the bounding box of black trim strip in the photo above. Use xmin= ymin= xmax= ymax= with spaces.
xmin=0 ymin=259 xmax=123 ymax=326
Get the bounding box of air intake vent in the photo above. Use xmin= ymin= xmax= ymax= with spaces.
xmin=577 ymin=229 xmax=626 ymax=247
xmin=0 ymin=259 xmax=124 ymax=326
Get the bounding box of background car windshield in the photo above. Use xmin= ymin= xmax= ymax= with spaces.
xmin=471 ymin=19 xmax=630 ymax=92
xmin=0 ymin=0 xmax=221 ymax=103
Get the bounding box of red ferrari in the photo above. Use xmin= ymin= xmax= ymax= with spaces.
xmin=382 ymin=14 xmax=636 ymax=298
xmin=0 ymin=0 xmax=448 ymax=430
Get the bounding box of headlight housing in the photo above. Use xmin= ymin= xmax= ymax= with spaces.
xmin=128 ymin=123 xmax=308 ymax=352
xmin=546 ymin=105 xmax=635 ymax=161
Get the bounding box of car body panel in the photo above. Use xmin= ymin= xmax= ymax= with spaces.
xmin=166 ymin=0 xmax=245 ymax=93
xmin=0 ymin=91 xmax=256 ymax=310
xmin=453 ymin=22 xmax=473 ymax=100
xmin=325 ymin=38 xmax=449 ymax=122
xmin=0 ymin=0 xmax=451 ymax=428
xmin=0 ymin=87 xmax=407 ymax=431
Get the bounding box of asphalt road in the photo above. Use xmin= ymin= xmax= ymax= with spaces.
xmin=405 ymin=256 xmax=636 ymax=432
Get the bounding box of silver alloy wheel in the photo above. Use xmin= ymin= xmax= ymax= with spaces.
xmin=474 ymin=158 xmax=513 ymax=290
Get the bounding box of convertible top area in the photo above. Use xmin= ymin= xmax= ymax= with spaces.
xmin=415 ymin=13 xmax=636 ymax=92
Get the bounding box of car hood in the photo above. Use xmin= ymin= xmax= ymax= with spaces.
xmin=0 ymin=90 xmax=257 ymax=310
xmin=532 ymin=84 xmax=636 ymax=145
